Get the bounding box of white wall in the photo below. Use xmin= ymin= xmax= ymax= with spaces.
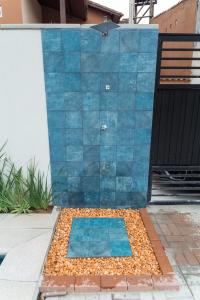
xmin=21 ymin=0 xmax=42 ymax=23
xmin=0 ymin=30 xmax=51 ymax=180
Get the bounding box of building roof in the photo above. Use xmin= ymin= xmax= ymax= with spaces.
xmin=152 ymin=0 xmax=188 ymax=20
xmin=88 ymin=1 xmax=123 ymax=23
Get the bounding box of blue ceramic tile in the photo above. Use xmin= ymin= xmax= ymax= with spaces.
xmin=117 ymin=146 xmax=133 ymax=161
xmin=117 ymin=129 xmax=134 ymax=146
xmin=134 ymin=128 xmax=152 ymax=145
xmin=66 ymin=129 xmax=83 ymax=145
xmin=42 ymin=30 xmax=61 ymax=52
xmin=53 ymin=191 xmax=68 ymax=206
xmin=67 ymin=177 xmax=82 ymax=192
xmin=83 ymin=128 xmax=100 ymax=145
xmin=133 ymin=145 xmax=150 ymax=162
xmin=50 ymin=145 xmax=65 ymax=162
xmin=62 ymin=29 xmax=80 ymax=52
xmin=118 ymin=111 xmax=135 ymax=128
xmin=81 ymin=29 xmax=102 ymax=52
xmin=139 ymin=29 xmax=158 ymax=53
xmin=101 ymin=73 xmax=119 ymax=91
xmin=83 ymin=146 xmax=100 ymax=161
xmin=135 ymin=176 xmax=149 ymax=193
xmin=66 ymin=112 xmax=82 ymax=128
xmin=100 ymin=54 xmax=119 ymax=72
xmin=100 ymin=111 xmax=117 ymax=128
xmin=120 ymin=29 xmax=139 ymax=53
xmin=138 ymin=53 xmax=157 ymax=73
xmin=52 ymin=176 xmax=67 ymax=193
xmin=131 ymin=192 xmax=146 ymax=208
xmin=120 ymin=53 xmax=138 ymax=72
xmin=48 ymin=111 xmax=65 ymax=129
xmin=81 ymin=73 xmax=101 ymax=92
xmin=83 ymin=192 xmax=100 ymax=208
xmin=51 ymin=162 xmax=67 ymax=177
xmin=68 ymin=192 xmax=84 ymax=207
xmin=119 ymin=73 xmax=137 ymax=92
xmin=135 ymin=111 xmax=152 ymax=128
xmin=100 ymin=129 xmax=117 ymax=145
xmin=88 ymin=241 xmax=110 ymax=257
xmin=116 ymin=161 xmax=132 ymax=177
xmin=100 ymin=146 xmax=116 ymax=161
xmin=83 ymin=111 xmax=99 ymax=128
xmin=110 ymin=241 xmax=132 ymax=257
xmin=81 ymin=53 xmax=101 ymax=72
xmin=49 ymin=129 xmax=65 ymax=147
xmin=45 ymin=73 xmax=64 ymax=93
xmin=64 ymin=53 xmax=81 ymax=72
xmin=43 ymin=52 xmax=64 ymax=73
xmin=133 ymin=160 xmax=149 ymax=178
xmin=100 ymin=93 xmax=118 ymax=110
xmin=82 ymin=177 xmax=100 ymax=192
xmin=117 ymin=93 xmax=135 ymax=110
xmin=82 ymin=93 xmax=100 ymax=110
xmin=47 ymin=93 xmax=64 ymax=110
xmin=64 ymin=92 xmax=82 ymax=110
xmin=100 ymin=191 xmax=115 ymax=208
xmin=115 ymin=192 xmax=133 ymax=208
xmin=100 ymin=177 xmax=115 ymax=191
xmin=116 ymin=177 xmax=134 ymax=192
xmin=137 ymin=73 xmax=155 ymax=92
xmin=64 ymin=73 xmax=81 ymax=92
xmin=68 ymin=241 xmax=89 ymax=257
xmin=135 ymin=92 xmax=154 ymax=110
xmin=83 ymin=161 xmax=99 ymax=176
xmin=100 ymin=162 xmax=116 ymax=176
xmin=101 ymin=30 xmax=119 ymax=53
xmin=66 ymin=162 xmax=84 ymax=177
xmin=66 ymin=146 xmax=83 ymax=161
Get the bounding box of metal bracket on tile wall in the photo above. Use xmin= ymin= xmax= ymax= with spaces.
xmin=91 ymin=21 xmax=120 ymax=36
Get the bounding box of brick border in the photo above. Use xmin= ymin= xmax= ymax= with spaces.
xmin=40 ymin=208 xmax=179 ymax=296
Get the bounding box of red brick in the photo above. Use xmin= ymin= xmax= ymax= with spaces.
xmin=127 ymin=275 xmax=153 ymax=291
xmin=40 ymin=275 xmax=75 ymax=293
xmin=159 ymin=235 xmax=170 ymax=248
xmin=153 ymin=224 xmax=162 ymax=235
xmin=183 ymin=251 xmax=199 ymax=266
xmin=101 ymin=275 xmax=127 ymax=292
xmin=147 ymin=229 xmax=160 ymax=241
xmin=159 ymin=224 xmax=171 ymax=236
xmin=167 ymin=223 xmax=181 ymax=236
xmin=156 ymin=255 xmax=174 ymax=275
xmin=75 ymin=276 xmax=100 ymax=293
xmin=151 ymin=240 xmax=165 ymax=257
xmin=165 ymin=235 xmax=185 ymax=242
xmin=152 ymin=275 xmax=179 ymax=291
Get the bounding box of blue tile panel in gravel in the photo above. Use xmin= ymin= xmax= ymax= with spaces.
xmin=42 ymin=26 xmax=158 ymax=209
xmin=67 ymin=217 xmax=132 ymax=258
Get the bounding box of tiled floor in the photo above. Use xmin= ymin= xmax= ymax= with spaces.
xmin=68 ymin=217 xmax=132 ymax=258
xmin=47 ymin=205 xmax=200 ymax=300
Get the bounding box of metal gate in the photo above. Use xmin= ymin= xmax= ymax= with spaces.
xmin=149 ymin=33 xmax=200 ymax=204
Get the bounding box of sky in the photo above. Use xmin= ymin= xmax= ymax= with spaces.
xmin=94 ymin=0 xmax=181 ymax=19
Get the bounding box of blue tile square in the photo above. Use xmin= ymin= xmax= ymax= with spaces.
xmin=82 ymin=177 xmax=99 ymax=192
xmin=118 ymin=111 xmax=135 ymax=128
xmin=52 ymin=176 xmax=67 ymax=193
xmin=116 ymin=177 xmax=134 ymax=192
xmin=117 ymin=146 xmax=133 ymax=161
xmin=133 ymin=145 xmax=150 ymax=162
xmin=131 ymin=192 xmax=147 ymax=208
xmin=66 ymin=112 xmax=82 ymax=128
xmin=115 ymin=192 xmax=133 ymax=208
xmin=137 ymin=73 xmax=155 ymax=92
xmin=81 ymin=53 xmax=101 ymax=72
xmin=50 ymin=145 xmax=65 ymax=162
xmin=83 ymin=192 xmax=100 ymax=208
xmin=116 ymin=161 xmax=132 ymax=177
xmin=82 ymin=93 xmax=100 ymax=110
xmin=100 ymin=177 xmax=115 ymax=192
xmin=67 ymin=217 xmax=132 ymax=257
xmin=81 ymin=29 xmax=102 ymax=52
xmin=134 ymin=128 xmax=152 ymax=145
xmin=66 ymin=162 xmax=84 ymax=177
xmin=133 ymin=160 xmax=149 ymax=178
xmin=100 ymin=191 xmax=115 ymax=208
xmin=134 ymin=176 xmax=149 ymax=193
xmin=66 ymin=146 xmax=83 ymax=161
xmin=53 ymin=191 xmax=68 ymax=206
xmin=100 ymin=146 xmax=116 ymax=161
xmin=135 ymin=111 xmax=152 ymax=128
xmin=62 ymin=29 xmax=80 ymax=52
xmin=135 ymin=92 xmax=154 ymax=110
xmin=49 ymin=128 xmax=65 ymax=147
xmin=101 ymin=30 xmax=119 ymax=53
xmin=64 ymin=53 xmax=81 ymax=72
xmin=117 ymin=129 xmax=134 ymax=146
xmin=138 ymin=53 xmax=157 ymax=73
xmin=120 ymin=53 xmax=138 ymax=72
xmin=83 ymin=146 xmax=100 ymax=161
xmin=68 ymin=192 xmax=84 ymax=207
xmin=67 ymin=177 xmax=82 ymax=192
xmin=83 ymin=111 xmax=99 ymax=128
xmin=43 ymin=52 xmax=64 ymax=73
xmin=47 ymin=93 xmax=64 ymax=110
xmin=100 ymin=54 xmax=119 ymax=72
xmin=48 ymin=111 xmax=65 ymax=129
xmin=51 ymin=162 xmax=67 ymax=177
xmin=45 ymin=73 xmax=64 ymax=93
xmin=83 ymin=161 xmax=99 ymax=176
xmin=64 ymin=92 xmax=82 ymax=110
xmin=66 ymin=129 xmax=83 ymax=145
xmin=119 ymin=73 xmax=137 ymax=92
xmin=83 ymin=128 xmax=100 ymax=145
xmin=100 ymin=111 xmax=117 ymax=128
xmin=81 ymin=73 xmax=101 ymax=92
xmin=117 ymin=93 xmax=135 ymax=110
xmin=139 ymin=29 xmax=158 ymax=53
xmin=100 ymin=162 xmax=116 ymax=176
xmin=101 ymin=73 xmax=119 ymax=91
xmin=100 ymin=129 xmax=117 ymax=145
xmin=42 ymin=30 xmax=62 ymax=52
xmin=100 ymin=93 xmax=118 ymax=110
xmin=65 ymin=73 xmax=81 ymax=92
xmin=120 ymin=29 xmax=139 ymax=53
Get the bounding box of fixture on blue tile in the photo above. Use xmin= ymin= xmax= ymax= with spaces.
xmin=0 ymin=254 xmax=6 ymax=265
xmin=91 ymin=21 xmax=120 ymax=37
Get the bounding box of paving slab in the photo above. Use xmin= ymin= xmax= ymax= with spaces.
xmin=0 ymin=280 xmax=37 ymax=300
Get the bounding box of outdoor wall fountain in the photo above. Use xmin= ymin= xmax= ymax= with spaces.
xmin=42 ymin=23 xmax=158 ymax=208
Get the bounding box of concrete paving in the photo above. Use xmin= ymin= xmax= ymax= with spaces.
xmin=0 ymin=208 xmax=59 ymax=300
xmin=47 ymin=205 xmax=200 ymax=300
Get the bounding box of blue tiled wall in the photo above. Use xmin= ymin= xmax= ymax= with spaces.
xmin=42 ymin=26 xmax=158 ymax=208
